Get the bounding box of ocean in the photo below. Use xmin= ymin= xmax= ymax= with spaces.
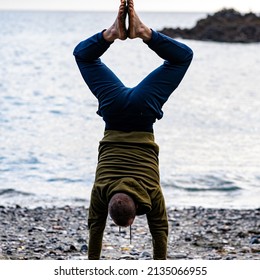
xmin=0 ymin=10 xmax=259 ymax=209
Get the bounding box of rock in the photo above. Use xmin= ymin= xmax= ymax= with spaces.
xmin=251 ymin=245 xmax=260 ymax=253
xmin=130 ymin=249 xmax=140 ymax=256
xmin=139 ymin=251 xmax=152 ymax=259
xmin=168 ymin=253 xmax=188 ymax=259
xmin=47 ymin=251 xmax=57 ymax=256
xmin=55 ymin=246 xmax=64 ymax=251
xmin=80 ymin=244 xmax=88 ymax=253
xmin=237 ymin=231 xmax=247 ymax=238
xmin=248 ymin=229 xmax=260 ymax=235
xmin=172 ymin=221 xmax=180 ymax=227
xmin=28 ymin=226 xmax=46 ymax=232
xmin=52 ymin=225 xmax=65 ymax=231
xmin=250 ymin=236 xmax=260 ymax=244
xmin=159 ymin=9 xmax=260 ymax=43
xmin=118 ymin=255 xmax=136 ymax=260
xmin=77 ymin=238 xmax=86 ymax=244
xmin=33 ymin=248 xmax=45 ymax=253
xmin=184 ymin=236 xmax=192 ymax=242
xmin=208 ymin=255 xmax=222 ymax=260
xmin=225 ymin=255 xmax=237 ymax=260
xmin=68 ymin=245 xmax=78 ymax=252
xmin=240 ymin=246 xmax=251 ymax=253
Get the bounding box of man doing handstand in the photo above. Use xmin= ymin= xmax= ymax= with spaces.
xmin=73 ymin=0 xmax=193 ymax=260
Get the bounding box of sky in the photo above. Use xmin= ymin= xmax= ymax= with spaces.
xmin=0 ymin=0 xmax=260 ymax=13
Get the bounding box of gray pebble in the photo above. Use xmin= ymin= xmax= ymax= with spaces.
xmin=250 ymin=236 xmax=260 ymax=244
xmin=119 ymin=255 xmax=136 ymax=260
xmin=168 ymin=253 xmax=188 ymax=259
xmin=80 ymin=244 xmax=88 ymax=253
xmin=250 ymin=244 xmax=260 ymax=253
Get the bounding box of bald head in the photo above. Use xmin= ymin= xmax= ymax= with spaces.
xmin=108 ymin=193 xmax=136 ymax=227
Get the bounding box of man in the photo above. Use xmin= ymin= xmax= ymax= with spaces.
xmin=73 ymin=0 xmax=193 ymax=260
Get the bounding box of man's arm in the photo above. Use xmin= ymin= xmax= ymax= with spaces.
xmin=88 ymin=218 xmax=107 ymax=260
xmin=88 ymin=188 xmax=108 ymax=260
xmin=146 ymin=191 xmax=168 ymax=260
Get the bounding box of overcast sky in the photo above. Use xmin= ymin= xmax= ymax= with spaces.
xmin=0 ymin=0 xmax=260 ymax=12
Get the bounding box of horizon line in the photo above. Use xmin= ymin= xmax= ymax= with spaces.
xmin=0 ymin=7 xmax=259 ymax=14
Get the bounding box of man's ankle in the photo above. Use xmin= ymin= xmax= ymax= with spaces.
xmin=103 ymin=28 xmax=117 ymax=42
xmin=140 ymin=27 xmax=152 ymax=41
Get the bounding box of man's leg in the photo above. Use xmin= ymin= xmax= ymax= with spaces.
xmin=104 ymin=0 xmax=128 ymax=42
xmin=127 ymin=0 xmax=193 ymax=119
xmin=73 ymin=0 xmax=128 ymax=111
xmin=127 ymin=0 xmax=152 ymax=41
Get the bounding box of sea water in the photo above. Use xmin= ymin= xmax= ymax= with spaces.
xmin=0 ymin=11 xmax=259 ymax=209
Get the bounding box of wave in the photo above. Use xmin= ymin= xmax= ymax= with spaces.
xmin=0 ymin=188 xmax=34 ymax=197
xmin=164 ymin=174 xmax=241 ymax=192
xmin=47 ymin=178 xmax=85 ymax=184
xmin=0 ymin=188 xmax=88 ymax=208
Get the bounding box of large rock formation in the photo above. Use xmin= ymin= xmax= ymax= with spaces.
xmin=159 ymin=9 xmax=260 ymax=43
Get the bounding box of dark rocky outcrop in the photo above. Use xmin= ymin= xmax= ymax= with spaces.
xmin=159 ymin=9 xmax=260 ymax=43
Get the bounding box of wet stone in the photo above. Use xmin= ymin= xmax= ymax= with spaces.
xmin=168 ymin=253 xmax=188 ymax=259
xmin=250 ymin=236 xmax=260 ymax=244
xmin=77 ymin=238 xmax=86 ymax=244
xmin=240 ymin=247 xmax=251 ymax=253
xmin=80 ymin=244 xmax=88 ymax=253
xmin=250 ymin=245 xmax=260 ymax=253
xmin=139 ymin=251 xmax=152 ymax=259
xmin=130 ymin=249 xmax=140 ymax=256
xmin=119 ymin=255 xmax=136 ymax=260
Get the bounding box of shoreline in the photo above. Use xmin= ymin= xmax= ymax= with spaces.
xmin=0 ymin=205 xmax=260 ymax=260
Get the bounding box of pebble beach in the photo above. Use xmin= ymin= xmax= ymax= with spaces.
xmin=1 ymin=205 xmax=260 ymax=260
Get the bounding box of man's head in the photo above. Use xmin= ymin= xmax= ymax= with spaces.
xmin=108 ymin=193 xmax=136 ymax=227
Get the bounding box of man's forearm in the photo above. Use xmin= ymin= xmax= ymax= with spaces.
xmin=152 ymin=231 xmax=168 ymax=259
xmin=88 ymin=226 xmax=105 ymax=260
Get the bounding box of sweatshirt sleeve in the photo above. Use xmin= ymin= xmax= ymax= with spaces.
xmin=146 ymin=190 xmax=168 ymax=259
xmin=88 ymin=187 xmax=108 ymax=260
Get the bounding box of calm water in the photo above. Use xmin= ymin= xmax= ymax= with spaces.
xmin=0 ymin=11 xmax=259 ymax=209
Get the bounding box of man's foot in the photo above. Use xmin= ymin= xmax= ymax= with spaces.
xmin=127 ymin=0 xmax=152 ymax=41
xmin=103 ymin=0 xmax=127 ymax=42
